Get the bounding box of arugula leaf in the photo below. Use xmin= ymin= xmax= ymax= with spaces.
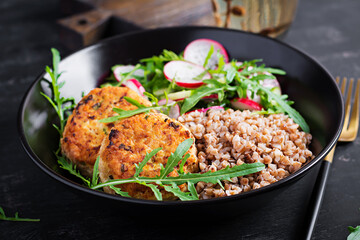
xmin=99 ymin=106 xmax=157 ymax=123
xmin=90 ymin=138 xmax=264 ymax=201
xmin=158 ymin=163 xmax=265 ymax=186
xmin=143 ymin=92 xmax=159 ymax=106
xmin=159 ymin=138 xmax=193 ymax=179
xmin=178 ymin=153 xmax=190 ymax=174
xmin=139 ymin=182 xmax=163 ymax=201
xmin=203 ymin=45 xmax=214 ymax=68
xmin=92 ymin=162 xmax=265 ymax=191
xmin=187 ymin=181 xmax=199 ymax=200
xmin=92 ymin=156 xmax=100 ymax=186
xmin=181 ymin=86 xmax=224 ymax=115
xmin=42 ymin=48 xmax=76 ymax=138
xmin=0 ymin=207 xmax=40 ymax=222
xmin=99 ymin=96 xmax=176 ymax=123
xmin=163 ymin=184 xmax=197 ymax=201
xmin=124 ymin=96 xmax=146 ymax=108
xmin=58 ymin=156 xmax=91 ymax=186
xmin=348 ymin=226 xmax=360 ymax=240
xmin=134 ymin=148 xmax=162 ymax=177
xmin=141 ymin=49 xmax=183 ymax=63
xmin=226 ymin=66 xmax=237 ymax=83
xmin=109 ymin=185 xmax=131 ymax=198
xmin=246 ymin=80 xmax=310 ymax=132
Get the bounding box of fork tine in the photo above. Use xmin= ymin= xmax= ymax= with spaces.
xmin=347 ymin=79 xmax=359 ymax=141
xmin=341 ymin=77 xmax=347 ymax=95
xmin=342 ymin=78 xmax=353 ymax=132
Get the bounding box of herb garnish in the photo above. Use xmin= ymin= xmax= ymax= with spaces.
xmin=42 ymin=49 xmax=92 ymax=185
xmin=111 ymin=48 xmax=309 ymax=131
xmin=91 ymin=138 xmax=265 ymax=201
xmin=99 ymin=96 xmax=175 ymax=123
xmin=40 ymin=48 xmax=76 ymax=140
xmin=348 ymin=225 xmax=360 ymax=240
xmin=0 ymin=207 xmax=39 ymax=222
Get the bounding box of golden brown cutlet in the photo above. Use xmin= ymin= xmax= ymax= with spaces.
xmin=98 ymin=112 xmax=199 ymax=200
xmin=61 ymin=86 xmax=151 ymax=177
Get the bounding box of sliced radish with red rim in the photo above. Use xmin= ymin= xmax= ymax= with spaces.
xmin=246 ymin=76 xmax=282 ymax=103
xmin=231 ymin=98 xmax=262 ymax=111
xmin=158 ymin=99 xmax=180 ymax=119
xmin=186 ymin=106 xmax=224 ymax=114
xmin=261 ymin=78 xmax=282 ymax=95
xmin=122 ymin=79 xmax=147 ymax=99
xmin=184 ymin=39 xmax=229 ymax=69
xmin=163 ymin=61 xmax=211 ymax=88
xmin=113 ymin=65 xmax=144 ymax=82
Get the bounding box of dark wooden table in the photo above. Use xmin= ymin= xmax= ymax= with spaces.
xmin=1 ymin=0 xmax=359 ymax=239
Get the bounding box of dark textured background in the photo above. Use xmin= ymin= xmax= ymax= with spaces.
xmin=1 ymin=0 xmax=360 ymax=239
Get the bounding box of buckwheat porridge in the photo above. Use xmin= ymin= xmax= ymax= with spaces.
xmin=179 ymin=109 xmax=314 ymax=199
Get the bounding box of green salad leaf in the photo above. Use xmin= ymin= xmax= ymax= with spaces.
xmin=244 ymin=79 xmax=310 ymax=132
xmin=58 ymin=156 xmax=91 ymax=187
xmin=41 ymin=48 xmax=76 ymax=139
xmin=0 ymin=207 xmax=40 ymax=222
xmin=159 ymin=139 xmax=193 ymax=179
xmin=203 ymin=45 xmax=214 ymax=68
xmin=42 ymin=49 xmax=93 ymax=186
xmin=348 ymin=226 xmax=360 ymax=240
xmin=91 ymin=138 xmax=265 ymax=201
xmin=99 ymin=97 xmax=175 ymax=123
xmin=180 ymin=86 xmax=224 ymax=115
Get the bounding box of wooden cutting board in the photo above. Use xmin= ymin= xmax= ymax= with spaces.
xmin=58 ymin=0 xmax=216 ymax=49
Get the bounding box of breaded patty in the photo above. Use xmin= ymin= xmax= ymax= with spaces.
xmin=61 ymin=86 xmax=151 ymax=177
xmin=98 ymin=112 xmax=199 ymax=200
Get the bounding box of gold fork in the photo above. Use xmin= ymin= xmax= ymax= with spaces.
xmin=324 ymin=77 xmax=359 ymax=161
xmin=305 ymin=77 xmax=360 ymax=240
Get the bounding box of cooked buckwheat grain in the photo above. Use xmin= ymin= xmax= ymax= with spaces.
xmin=178 ymin=109 xmax=314 ymax=199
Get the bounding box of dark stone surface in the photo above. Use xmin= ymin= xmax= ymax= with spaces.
xmin=0 ymin=0 xmax=359 ymax=239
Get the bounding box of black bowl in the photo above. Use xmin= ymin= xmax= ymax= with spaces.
xmin=18 ymin=26 xmax=343 ymax=216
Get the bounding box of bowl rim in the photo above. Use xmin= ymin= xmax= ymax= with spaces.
xmin=18 ymin=26 xmax=344 ymax=206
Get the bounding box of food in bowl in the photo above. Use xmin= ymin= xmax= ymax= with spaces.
xmin=42 ymin=39 xmax=314 ymax=201
xmin=61 ymin=86 xmax=152 ymax=177
xmin=179 ymin=109 xmax=313 ymax=199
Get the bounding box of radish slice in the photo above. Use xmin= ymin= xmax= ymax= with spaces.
xmin=113 ymin=65 xmax=144 ymax=82
xmin=158 ymin=99 xmax=180 ymax=119
xmin=184 ymin=39 xmax=229 ymax=69
xmin=202 ymin=94 xmax=218 ymax=100
xmin=186 ymin=106 xmax=224 ymax=114
xmin=231 ymin=98 xmax=262 ymax=111
xmin=163 ymin=61 xmax=211 ymax=88
xmin=202 ymin=94 xmax=219 ymax=103
xmin=122 ymin=79 xmax=147 ymax=99
xmin=261 ymin=78 xmax=282 ymax=95
xmin=247 ymin=77 xmax=282 ymax=103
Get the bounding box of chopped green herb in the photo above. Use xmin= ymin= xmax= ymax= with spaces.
xmin=41 ymin=48 xmax=76 ymax=140
xmin=348 ymin=225 xmax=360 ymax=240
xmin=0 ymin=207 xmax=40 ymax=222
xmin=91 ymin=138 xmax=265 ymax=201
xmin=203 ymin=45 xmax=214 ymax=68
xmin=99 ymin=97 xmax=175 ymax=123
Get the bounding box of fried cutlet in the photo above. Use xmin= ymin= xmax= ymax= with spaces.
xmin=61 ymin=86 xmax=151 ymax=177
xmin=98 ymin=112 xmax=199 ymax=200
